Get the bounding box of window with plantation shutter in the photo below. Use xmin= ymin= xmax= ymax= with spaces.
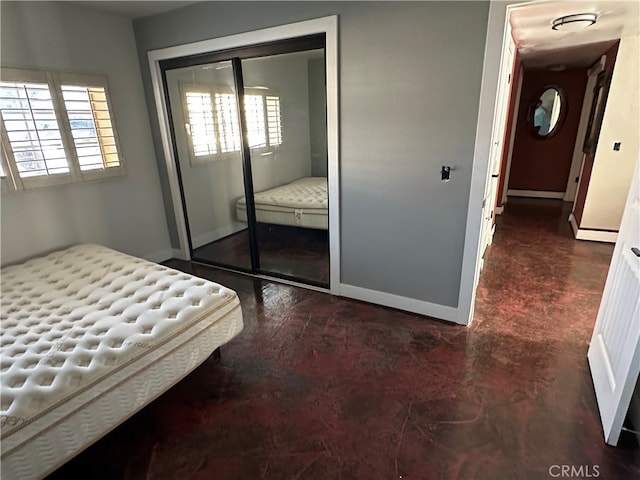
xmin=61 ymin=85 xmax=120 ymax=171
xmin=0 ymin=80 xmax=69 ymax=179
xmin=182 ymin=83 xmax=282 ymax=164
xmin=0 ymin=68 xmax=124 ymax=191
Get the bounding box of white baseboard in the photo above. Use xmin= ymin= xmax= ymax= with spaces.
xmin=568 ymin=213 xmax=618 ymax=243
xmin=569 ymin=213 xmax=579 ymax=236
xmin=575 ymin=229 xmax=618 ymax=243
xmin=145 ymin=247 xmax=174 ymax=263
xmin=508 ymin=189 xmax=565 ymax=199
xmin=495 ymin=205 xmax=504 ymax=215
xmin=339 ymin=283 xmax=461 ymax=324
xmin=171 ymin=248 xmax=188 ymax=260
xmin=569 ymin=213 xmax=618 ymax=243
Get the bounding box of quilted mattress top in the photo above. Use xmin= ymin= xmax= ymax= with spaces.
xmin=237 ymin=176 xmax=328 ymax=210
xmin=0 ymin=244 xmax=238 ymax=436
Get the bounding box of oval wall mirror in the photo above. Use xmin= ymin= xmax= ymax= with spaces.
xmin=530 ymin=86 xmax=565 ymax=138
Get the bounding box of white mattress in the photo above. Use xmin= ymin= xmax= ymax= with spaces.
xmin=0 ymin=244 xmax=243 ymax=479
xmin=237 ymin=176 xmax=328 ymax=230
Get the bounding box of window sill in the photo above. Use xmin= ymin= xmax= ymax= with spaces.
xmin=189 ymin=147 xmax=279 ymax=166
xmin=1 ymin=167 xmax=126 ymax=194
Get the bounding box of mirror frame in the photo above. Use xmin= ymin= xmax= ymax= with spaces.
xmin=527 ymin=85 xmax=567 ymax=140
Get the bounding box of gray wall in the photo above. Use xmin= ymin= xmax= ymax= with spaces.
xmin=165 ymin=53 xmax=314 ymax=248
xmin=308 ymin=57 xmax=328 ymax=176
xmin=134 ymin=1 xmax=489 ymax=307
xmin=0 ymin=1 xmax=172 ymax=265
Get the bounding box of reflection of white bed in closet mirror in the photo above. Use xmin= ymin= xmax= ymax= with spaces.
xmin=236 ymin=176 xmax=328 ymax=230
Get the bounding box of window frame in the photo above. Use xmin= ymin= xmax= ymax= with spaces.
xmin=0 ymin=67 xmax=125 ymax=191
xmin=0 ymin=141 xmax=17 ymax=193
xmin=179 ymin=81 xmax=282 ymax=166
xmin=57 ymin=71 xmax=125 ymax=182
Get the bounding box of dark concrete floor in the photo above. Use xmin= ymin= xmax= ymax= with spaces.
xmin=192 ymin=223 xmax=329 ymax=286
xmin=48 ymin=198 xmax=640 ymax=479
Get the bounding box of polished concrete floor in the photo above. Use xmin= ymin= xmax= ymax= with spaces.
xmin=48 ymin=198 xmax=639 ymax=479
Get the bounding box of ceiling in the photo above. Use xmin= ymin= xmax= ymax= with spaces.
xmin=67 ymin=1 xmax=198 ymax=20
xmin=509 ymin=0 xmax=640 ymax=69
xmin=65 ymin=1 xmax=638 ymax=68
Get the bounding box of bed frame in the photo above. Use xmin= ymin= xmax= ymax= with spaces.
xmin=0 ymin=244 xmax=243 ymax=479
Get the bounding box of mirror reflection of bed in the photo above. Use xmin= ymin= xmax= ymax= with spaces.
xmin=193 ymin=176 xmax=329 ymax=286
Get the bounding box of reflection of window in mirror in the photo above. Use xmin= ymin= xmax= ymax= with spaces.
xmin=181 ymin=83 xmax=283 ymax=165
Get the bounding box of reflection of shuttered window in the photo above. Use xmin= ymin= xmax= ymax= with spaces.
xmin=0 ymin=68 xmax=124 ymax=190
xmin=183 ymin=86 xmax=282 ymax=164
xmin=214 ymin=93 xmax=242 ymax=153
xmin=185 ymin=92 xmax=217 ymax=156
xmin=243 ymin=95 xmax=266 ymax=149
xmin=266 ymin=96 xmax=282 ymax=146
xmin=0 ymin=81 xmax=69 ymax=177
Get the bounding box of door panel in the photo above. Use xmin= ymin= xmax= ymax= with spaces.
xmin=164 ymin=61 xmax=252 ymax=271
xmin=241 ymin=49 xmax=329 ymax=286
xmin=588 ymin=158 xmax=640 ymax=445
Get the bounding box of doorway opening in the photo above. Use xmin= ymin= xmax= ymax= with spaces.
xmin=471 ymin=0 xmax=639 ymax=448
xmin=498 ymin=42 xmax=619 ymax=236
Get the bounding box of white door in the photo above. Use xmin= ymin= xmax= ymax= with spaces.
xmin=588 ymin=157 xmax=640 ymax=446
xmin=479 ymin=31 xmax=515 ymax=266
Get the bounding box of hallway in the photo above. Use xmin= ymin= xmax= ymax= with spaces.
xmin=48 ymin=199 xmax=639 ymax=479
xmin=474 ymin=197 xmax=615 ymax=342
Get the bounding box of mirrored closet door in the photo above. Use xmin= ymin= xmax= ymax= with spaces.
xmin=162 ymin=36 xmax=329 ymax=288
xmin=164 ymin=60 xmax=252 ymax=272
xmin=242 ymin=48 xmax=328 ymax=285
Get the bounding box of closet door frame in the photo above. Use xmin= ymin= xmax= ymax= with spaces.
xmin=149 ymin=17 xmax=340 ymax=294
xmin=160 ymin=36 xmax=327 ymax=286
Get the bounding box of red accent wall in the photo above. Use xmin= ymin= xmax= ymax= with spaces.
xmin=508 ymin=68 xmax=588 ymax=192
xmin=495 ymin=52 xmax=522 ymax=209
xmin=572 ymin=41 xmax=619 ymax=226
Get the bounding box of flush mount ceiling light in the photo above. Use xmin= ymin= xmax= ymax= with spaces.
xmin=552 ymin=13 xmax=597 ymax=31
